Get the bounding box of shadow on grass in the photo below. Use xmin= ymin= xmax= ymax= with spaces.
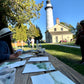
xmin=42 ymin=44 xmax=81 ymax=57
xmin=41 ymin=44 xmax=84 ymax=75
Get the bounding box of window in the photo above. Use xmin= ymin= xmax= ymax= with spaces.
xmin=54 ymin=28 xmax=56 ymax=31
xmin=61 ymin=28 xmax=63 ymax=31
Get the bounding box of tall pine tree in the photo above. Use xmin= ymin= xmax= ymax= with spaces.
xmin=27 ymin=23 xmax=40 ymax=38
xmin=35 ymin=26 xmax=43 ymax=42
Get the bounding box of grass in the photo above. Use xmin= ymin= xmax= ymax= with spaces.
xmin=41 ymin=43 xmax=84 ymax=76
xmin=13 ymin=43 xmax=84 ymax=76
xmin=56 ymin=41 xmax=79 ymax=46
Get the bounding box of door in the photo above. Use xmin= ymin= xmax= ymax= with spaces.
xmin=56 ymin=36 xmax=58 ymax=43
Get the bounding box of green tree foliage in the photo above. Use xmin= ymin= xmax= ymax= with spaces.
xmin=27 ymin=23 xmax=40 ymax=38
xmin=0 ymin=0 xmax=43 ymax=29
xmin=35 ymin=26 xmax=43 ymax=41
xmin=60 ymin=22 xmax=75 ymax=34
xmin=75 ymin=23 xmax=81 ymax=36
xmin=9 ymin=24 xmax=27 ymax=42
xmin=9 ymin=25 xmax=15 ymax=32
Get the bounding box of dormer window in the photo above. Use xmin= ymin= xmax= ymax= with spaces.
xmin=61 ymin=28 xmax=63 ymax=31
xmin=54 ymin=28 xmax=56 ymax=31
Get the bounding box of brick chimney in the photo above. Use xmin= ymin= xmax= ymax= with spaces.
xmin=56 ymin=18 xmax=60 ymax=24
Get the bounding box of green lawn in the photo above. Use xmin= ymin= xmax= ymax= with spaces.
xmin=41 ymin=43 xmax=84 ymax=76
xmin=57 ymin=41 xmax=79 ymax=46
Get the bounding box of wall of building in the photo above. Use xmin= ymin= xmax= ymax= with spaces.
xmin=52 ymin=34 xmax=73 ymax=43
xmin=48 ymin=24 xmax=69 ymax=32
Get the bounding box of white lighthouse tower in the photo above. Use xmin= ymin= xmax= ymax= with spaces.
xmin=45 ymin=0 xmax=54 ymax=30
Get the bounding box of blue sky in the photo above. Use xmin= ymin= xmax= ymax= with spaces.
xmin=34 ymin=0 xmax=84 ymax=40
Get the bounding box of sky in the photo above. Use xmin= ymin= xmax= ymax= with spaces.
xmin=34 ymin=0 xmax=84 ymax=40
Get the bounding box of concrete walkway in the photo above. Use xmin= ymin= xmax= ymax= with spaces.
xmin=49 ymin=43 xmax=80 ymax=49
xmin=56 ymin=44 xmax=80 ymax=49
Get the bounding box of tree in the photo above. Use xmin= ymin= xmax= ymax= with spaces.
xmin=14 ymin=24 xmax=27 ymax=42
xmin=27 ymin=23 xmax=40 ymax=38
xmin=60 ymin=22 xmax=75 ymax=34
xmin=0 ymin=0 xmax=43 ymax=29
xmin=9 ymin=24 xmax=27 ymax=42
xmin=35 ymin=26 xmax=43 ymax=41
xmin=75 ymin=23 xmax=81 ymax=36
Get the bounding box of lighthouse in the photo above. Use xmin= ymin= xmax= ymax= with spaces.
xmin=45 ymin=0 xmax=54 ymax=30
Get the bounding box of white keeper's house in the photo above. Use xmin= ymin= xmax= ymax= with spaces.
xmin=45 ymin=0 xmax=73 ymax=43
